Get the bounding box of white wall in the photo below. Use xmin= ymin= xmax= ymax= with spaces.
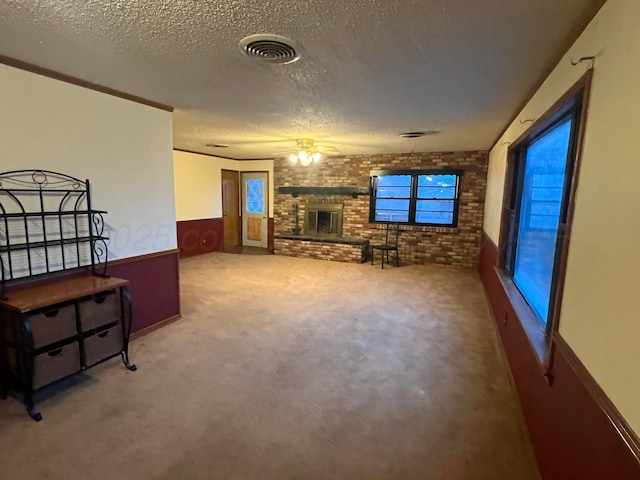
xmin=0 ymin=64 xmax=176 ymax=260
xmin=173 ymin=150 xmax=237 ymax=220
xmin=173 ymin=150 xmax=274 ymax=220
xmin=483 ymin=0 xmax=640 ymax=433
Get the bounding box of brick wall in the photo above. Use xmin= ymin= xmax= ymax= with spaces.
xmin=274 ymin=151 xmax=489 ymax=267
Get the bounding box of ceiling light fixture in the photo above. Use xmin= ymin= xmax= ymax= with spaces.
xmin=288 ymin=138 xmax=322 ymax=166
xmin=289 ymin=151 xmax=321 ymax=166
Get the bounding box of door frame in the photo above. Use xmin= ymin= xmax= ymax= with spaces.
xmin=241 ymin=170 xmax=269 ymax=248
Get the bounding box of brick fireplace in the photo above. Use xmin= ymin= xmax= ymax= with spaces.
xmin=274 ymin=151 xmax=489 ymax=267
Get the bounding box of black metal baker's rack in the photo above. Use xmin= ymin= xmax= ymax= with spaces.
xmin=0 ymin=169 xmax=110 ymax=298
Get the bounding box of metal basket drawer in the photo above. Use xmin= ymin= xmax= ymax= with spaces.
xmin=84 ymin=325 xmax=123 ymax=367
xmin=33 ymin=342 xmax=81 ymax=390
xmin=78 ymin=290 xmax=121 ymax=332
xmin=26 ymin=304 xmax=77 ymax=349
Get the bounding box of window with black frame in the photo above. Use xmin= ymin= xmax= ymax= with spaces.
xmin=503 ymin=93 xmax=585 ymax=332
xmin=369 ymin=170 xmax=462 ymax=226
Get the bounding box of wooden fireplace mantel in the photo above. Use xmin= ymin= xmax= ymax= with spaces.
xmin=277 ymin=186 xmax=369 ymax=198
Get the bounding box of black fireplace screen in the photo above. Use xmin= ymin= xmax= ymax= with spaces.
xmin=304 ymin=203 xmax=343 ymax=237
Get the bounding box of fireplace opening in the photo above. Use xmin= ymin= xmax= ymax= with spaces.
xmin=304 ymin=203 xmax=343 ymax=237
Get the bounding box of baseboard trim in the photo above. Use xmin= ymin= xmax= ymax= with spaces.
xmin=554 ymin=334 xmax=640 ymax=464
xmin=131 ymin=314 xmax=182 ymax=341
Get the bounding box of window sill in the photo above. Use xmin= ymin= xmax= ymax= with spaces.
xmin=495 ymin=267 xmax=553 ymax=377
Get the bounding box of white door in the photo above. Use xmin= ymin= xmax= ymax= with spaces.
xmin=242 ymin=172 xmax=268 ymax=248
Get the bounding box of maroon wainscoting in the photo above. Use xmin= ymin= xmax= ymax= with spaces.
xmin=479 ymin=231 xmax=640 ymax=480
xmin=177 ymin=218 xmax=273 ymax=255
xmin=268 ymin=217 xmax=274 ymax=252
xmin=109 ymin=250 xmax=180 ymax=334
xmin=176 ymin=218 xmax=223 ymax=257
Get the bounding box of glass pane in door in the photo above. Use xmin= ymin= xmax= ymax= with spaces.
xmin=246 ymin=179 xmax=264 ymax=214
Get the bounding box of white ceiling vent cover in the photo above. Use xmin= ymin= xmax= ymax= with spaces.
xmin=239 ymin=34 xmax=301 ymax=65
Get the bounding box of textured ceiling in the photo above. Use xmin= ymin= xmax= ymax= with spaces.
xmin=0 ymin=0 xmax=604 ymax=159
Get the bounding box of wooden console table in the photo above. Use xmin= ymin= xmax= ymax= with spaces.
xmin=0 ymin=275 xmax=136 ymax=421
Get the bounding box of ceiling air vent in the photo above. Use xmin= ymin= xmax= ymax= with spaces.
xmin=239 ymin=34 xmax=301 ymax=65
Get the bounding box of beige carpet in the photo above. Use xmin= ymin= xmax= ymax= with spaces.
xmin=0 ymin=253 xmax=540 ymax=480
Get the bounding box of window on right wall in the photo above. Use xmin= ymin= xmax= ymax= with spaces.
xmin=500 ymin=70 xmax=592 ymax=350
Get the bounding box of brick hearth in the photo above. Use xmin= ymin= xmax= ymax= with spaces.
xmin=274 ymin=235 xmax=368 ymax=263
